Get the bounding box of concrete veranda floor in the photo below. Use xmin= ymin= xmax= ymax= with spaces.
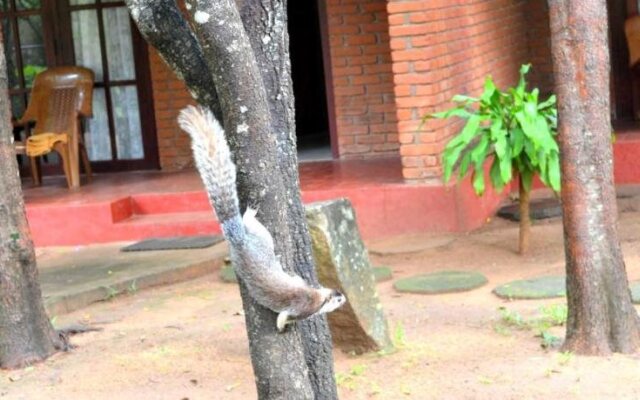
xmin=37 ymin=241 xmax=228 ymax=317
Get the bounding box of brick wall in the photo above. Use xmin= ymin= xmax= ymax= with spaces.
xmin=148 ymin=48 xmax=195 ymax=171
xmin=147 ymin=0 xmax=552 ymax=174
xmin=525 ymin=0 xmax=554 ymax=97
xmin=387 ymin=0 xmax=530 ymax=182
xmin=325 ymin=0 xmax=399 ymax=158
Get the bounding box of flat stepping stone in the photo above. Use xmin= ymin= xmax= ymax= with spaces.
xmin=393 ymin=270 xmax=487 ymax=294
xmin=219 ymin=264 xmax=237 ymax=283
xmin=493 ymin=276 xmax=566 ymax=299
xmin=497 ymin=198 xmax=562 ymax=222
xmin=630 ymin=281 xmax=640 ymax=304
xmin=373 ymin=266 xmax=393 ymax=282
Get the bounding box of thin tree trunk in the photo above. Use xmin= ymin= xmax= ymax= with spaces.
xmin=0 ymin=32 xmax=62 ymax=369
xmin=518 ymin=178 xmax=530 ymax=255
xmin=236 ymin=1 xmax=338 ymax=397
xmin=549 ymin=0 xmax=640 ymax=354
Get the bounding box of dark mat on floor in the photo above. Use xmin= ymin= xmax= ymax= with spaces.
xmin=497 ymin=198 xmax=562 ymax=222
xmin=121 ymin=235 xmax=224 ymax=252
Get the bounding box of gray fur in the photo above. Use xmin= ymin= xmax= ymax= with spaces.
xmin=178 ymin=106 xmax=346 ymax=329
xmin=177 ymin=106 xmax=240 ymax=225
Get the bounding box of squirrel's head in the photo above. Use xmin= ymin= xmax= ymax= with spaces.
xmin=317 ymin=288 xmax=347 ymax=315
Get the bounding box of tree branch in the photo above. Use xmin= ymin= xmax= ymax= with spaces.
xmin=125 ymin=0 xmax=221 ymax=118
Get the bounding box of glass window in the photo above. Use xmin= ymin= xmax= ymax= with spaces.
xmin=16 ymin=0 xmax=41 ymax=11
xmin=18 ymin=16 xmax=46 ymax=87
xmin=84 ymin=88 xmax=112 ymax=161
xmin=71 ymin=10 xmax=103 ymax=81
xmin=69 ymin=0 xmax=95 ymax=5
xmin=111 ymin=85 xmax=143 ymax=159
xmin=103 ymin=7 xmax=135 ymax=81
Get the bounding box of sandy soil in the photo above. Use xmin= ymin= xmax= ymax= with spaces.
xmin=3 ymin=211 xmax=640 ymax=399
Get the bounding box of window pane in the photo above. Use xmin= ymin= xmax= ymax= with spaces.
xmin=0 ymin=1 xmax=9 ymax=11
xmin=16 ymin=0 xmax=40 ymax=11
xmin=85 ymin=88 xmax=112 ymax=161
xmin=103 ymin=7 xmax=135 ymax=81
xmin=2 ymin=19 xmax=19 ymax=89
xmin=18 ymin=16 xmax=46 ymax=87
xmin=111 ymin=85 xmax=143 ymax=160
xmin=69 ymin=0 xmax=95 ymax=5
xmin=71 ymin=10 xmax=103 ymax=81
xmin=10 ymin=94 xmax=24 ymax=119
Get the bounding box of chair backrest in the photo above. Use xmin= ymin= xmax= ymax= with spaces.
xmin=22 ymin=66 xmax=94 ymax=136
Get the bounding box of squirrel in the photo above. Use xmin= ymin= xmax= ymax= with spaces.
xmin=178 ymin=105 xmax=346 ymax=332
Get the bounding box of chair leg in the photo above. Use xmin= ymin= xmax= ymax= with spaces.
xmin=29 ymin=156 xmax=41 ymax=186
xmin=79 ymin=143 xmax=92 ymax=182
xmin=54 ymin=144 xmax=72 ymax=189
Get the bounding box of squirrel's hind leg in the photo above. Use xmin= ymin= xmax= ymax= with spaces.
xmin=277 ymin=311 xmax=292 ymax=333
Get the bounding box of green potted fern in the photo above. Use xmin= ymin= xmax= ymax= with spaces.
xmin=424 ymin=65 xmax=560 ymax=254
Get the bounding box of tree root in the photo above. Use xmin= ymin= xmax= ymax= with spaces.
xmin=56 ymin=324 xmax=103 ymax=351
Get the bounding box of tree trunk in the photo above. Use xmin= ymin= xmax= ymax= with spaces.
xmin=126 ymin=1 xmax=339 ymax=398
xmin=0 ymin=32 xmax=62 ymax=369
xmin=518 ymin=177 xmax=530 ymax=255
xmin=236 ymin=2 xmax=338 ymax=397
xmin=185 ymin=1 xmax=314 ymax=398
xmin=549 ymin=0 xmax=640 ymax=354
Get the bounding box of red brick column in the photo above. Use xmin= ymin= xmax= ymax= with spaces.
xmin=387 ymin=0 xmax=529 ymax=182
xmin=148 ymin=48 xmax=196 ymax=171
xmin=324 ymin=0 xmax=399 ymax=158
xmin=526 ymin=0 xmax=554 ymax=96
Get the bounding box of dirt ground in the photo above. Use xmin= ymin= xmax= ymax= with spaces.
xmin=4 ymin=210 xmax=640 ymax=399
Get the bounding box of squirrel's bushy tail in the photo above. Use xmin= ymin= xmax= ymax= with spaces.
xmin=177 ymin=106 xmax=240 ymax=225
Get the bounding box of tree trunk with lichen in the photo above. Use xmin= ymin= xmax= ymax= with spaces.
xmin=125 ymin=0 xmax=337 ymax=397
xmin=549 ymin=0 xmax=640 ymax=355
xmin=236 ymin=2 xmax=338 ymax=397
xmin=0 ymin=32 xmax=62 ymax=369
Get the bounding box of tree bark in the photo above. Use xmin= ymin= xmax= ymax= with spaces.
xmin=518 ymin=178 xmax=530 ymax=255
xmin=549 ymin=0 xmax=640 ymax=354
xmin=185 ymin=1 xmax=314 ymax=397
xmin=125 ymin=0 xmax=221 ymax=118
xmin=236 ymin=2 xmax=338 ymax=397
xmin=0 ymin=32 xmax=63 ymax=369
xmin=126 ymin=1 xmax=340 ymax=398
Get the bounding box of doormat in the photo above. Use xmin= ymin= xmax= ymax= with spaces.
xmin=497 ymin=198 xmax=562 ymax=222
xmin=121 ymin=235 xmax=224 ymax=252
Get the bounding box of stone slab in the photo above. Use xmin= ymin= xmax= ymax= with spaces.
xmin=394 ymin=270 xmax=488 ymax=294
xmin=493 ymin=276 xmax=566 ymax=300
xmin=373 ymin=266 xmax=393 ymax=282
xmin=630 ymin=281 xmax=640 ymax=304
xmin=307 ymin=199 xmax=393 ymax=354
